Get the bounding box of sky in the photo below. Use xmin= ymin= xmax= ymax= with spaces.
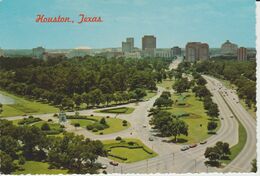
xmin=0 ymin=0 xmax=256 ymax=49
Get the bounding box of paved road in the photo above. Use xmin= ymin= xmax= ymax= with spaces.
xmin=203 ymin=75 xmax=256 ymax=173
xmin=2 ymin=59 xmax=256 ymax=173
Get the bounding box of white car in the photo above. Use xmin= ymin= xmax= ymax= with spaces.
xmin=101 ymin=164 xmax=107 ymax=169
xmin=181 ymin=145 xmax=190 ymax=151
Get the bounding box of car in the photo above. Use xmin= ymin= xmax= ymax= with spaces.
xmin=189 ymin=144 xmax=197 ymax=148
xmin=143 ymin=125 xmax=147 ymax=128
xmin=221 ymin=117 xmax=224 ymax=120
xmin=200 ymin=140 xmax=207 ymax=145
xmin=230 ymin=114 xmax=234 ymax=118
xmin=109 ymin=161 xmax=118 ymax=166
xmin=149 ymin=137 xmax=154 ymax=141
xmin=100 ymin=164 xmax=107 ymax=169
xmin=181 ymin=145 xmax=190 ymax=151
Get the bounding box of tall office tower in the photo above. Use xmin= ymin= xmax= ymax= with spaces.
xmin=142 ymin=35 xmax=156 ymax=50
xmin=185 ymin=42 xmax=209 ymax=61
xmin=122 ymin=37 xmax=134 ymax=53
xmin=237 ymin=47 xmax=247 ymax=61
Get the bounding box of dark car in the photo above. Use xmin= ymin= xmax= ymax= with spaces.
xmin=109 ymin=161 xmax=118 ymax=166
xmin=189 ymin=144 xmax=197 ymax=148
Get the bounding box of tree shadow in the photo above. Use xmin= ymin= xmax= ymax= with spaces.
xmin=162 ymin=138 xmax=188 ymax=144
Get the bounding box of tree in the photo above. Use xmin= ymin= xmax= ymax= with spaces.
xmin=251 ymin=159 xmax=257 ymax=172
xmin=133 ymin=88 xmax=147 ymax=101
xmin=0 ymin=135 xmax=19 ymax=158
xmin=207 ymin=121 xmax=217 ymax=132
xmin=172 ymin=77 xmax=190 ymax=94
xmin=0 ymin=103 xmax=3 ymax=114
xmin=61 ymin=97 xmax=74 ymax=109
xmin=153 ymin=97 xmax=173 ymax=108
xmin=41 ymin=123 xmax=50 ymax=131
xmin=207 ymin=103 xmax=219 ymax=119
xmin=0 ymin=151 xmax=15 ymax=174
xmin=73 ymin=94 xmax=82 ymax=108
xmin=100 ymin=117 xmax=107 ymax=125
xmin=169 ymin=118 xmax=189 ymax=142
xmin=196 ymin=76 xmax=207 ymax=86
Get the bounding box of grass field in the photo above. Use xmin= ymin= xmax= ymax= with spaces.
xmin=0 ymin=90 xmax=58 ymax=117
xmin=167 ymin=92 xmax=220 ymax=144
xmin=70 ymin=116 xmax=130 ymax=135
xmin=103 ymin=138 xmax=157 ymax=163
xmin=14 ymin=161 xmax=68 ymax=174
xmin=33 ymin=121 xmax=63 ymax=133
xmin=157 ymin=79 xmax=175 ymax=90
xmin=144 ymin=90 xmax=157 ymax=100
xmin=96 ymin=107 xmax=135 ymax=114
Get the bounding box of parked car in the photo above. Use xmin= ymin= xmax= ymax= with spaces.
xmin=143 ymin=125 xmax=147 ymax=128
xmin=230 ymin=114 xmax=234 ymax=118
xmin=189 ymin=144 xmax=197 ymax=148
xmin=109 ymin=161 xmax=118 ymax=166
xmin=100 ymin=164 xmax=107 ymax=169
xmin=200 ymin=140 xmax=207 ymax=145
xmin=149 ymin=137 xmax=154 ymax=141
xmin=181 ymin=145 xmax=190 ymax=151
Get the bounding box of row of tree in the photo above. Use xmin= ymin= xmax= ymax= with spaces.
xmin=0 ymin=119 xmax=106 ymax=174
xmin=194 ymin=60 xmax=256 ymax=108
xmin=0 ymin=56 xmax=173 ymax=109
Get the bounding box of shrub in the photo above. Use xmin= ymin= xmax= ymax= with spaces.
xmin=86 ymin=125 xmax=94 ymax=130
xmin=28 ymin=115 xmax=34 ymax=118
xmin=99 ymin=132 xmax=103 ymax=135
xmin=74 ymin=123 xmax=80 ymax=128
xmin=53 ymin=113 xmax=58 ymax=117
xmin=41 ymin=123 xmax=50 ymax=131
xmin=60 ymin=125 xmax=65 ymax=128
xmin=100 ymin=117 xmax=107 ymax=125
xmin=115 ymin=136 xmax=122 ymax=141
xmin=90 ymin=114 xmax=94 ymax=116
xmin=48 ymin=119 xmax=53 ymax=122
xmin=128 ymin=141 xmax=134 ymax=146
xmin=122 ymin=120 xmax=127 ymax=124
xmin=92 ymin=128 xmax=98 ymax=132
xmin=122 ymin=123 xmax=127 ymax=126
xmin=106 ymin=116 xmax=110 ymax=118
xmin=18 ymin=156 xmax=26 ymax=165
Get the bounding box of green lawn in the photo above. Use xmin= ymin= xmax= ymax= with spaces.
xmin=96 ymin=107 xmax=135 ymax=114
xmin=103 ymin=138 xmax=157 ymax=163
xmin=167 ymin=92 xmax=220 ymax=144
xmin=157 ymin=79 xmax=175 ymax=89
xmin=14 ymin=161 xmax=68 ymax=174
xmin=70 ymin=116 xmax=130 ymax=135
xmin=33 ymin=121 xmax=62 ymax=131
xmin=144 ymin=90 xmax=157 ymax=100
xmin=0 ymin=90 xmax=58 ymax=117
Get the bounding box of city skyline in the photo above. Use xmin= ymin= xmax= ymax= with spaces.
xmin=0 ymin=0 xmax=256 ymax=49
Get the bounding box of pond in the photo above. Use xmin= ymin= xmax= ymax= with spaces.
xmin=0 ymin=93 xmax=15 ymax=104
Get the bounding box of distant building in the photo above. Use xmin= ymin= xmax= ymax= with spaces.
xmin=154 ymin=48 xmax=175 ymax=58
xmin=66 ymin=49 xmax=93 ymax=58
xmin=237 ymin=47 xmax=247 ymax=61
xmin=32 ymin=46 xmax=45 ymax=59
xmin=185 ymin=42 xmax=209 ymax=61
xmin=171 ymin=46 xmax=181 ymax=56
xmin=124 ymin=52 xmax=141 ymax=59
xmin=0 ymin=48 xmax=4 ymax=57
xmin=42 ymin=52 xmax=66 ymax=61
xmin=221 ymin=40 xmax=238 ymax=55
xmin=142 ymin=35 xmax=156 ymax=51
xmin=122 ymin=37 xmax=134 ymax=53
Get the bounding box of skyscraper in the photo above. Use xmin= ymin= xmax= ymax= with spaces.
xmin=185 ymin=42 xmax=209 ymax=61
xmin=122 ymin=37 xmax=134 ymax=53
xmin=237 ymin=47 xmax=247 ymax=61
xmin=142 ymin=35 xmax=156 ymax=50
